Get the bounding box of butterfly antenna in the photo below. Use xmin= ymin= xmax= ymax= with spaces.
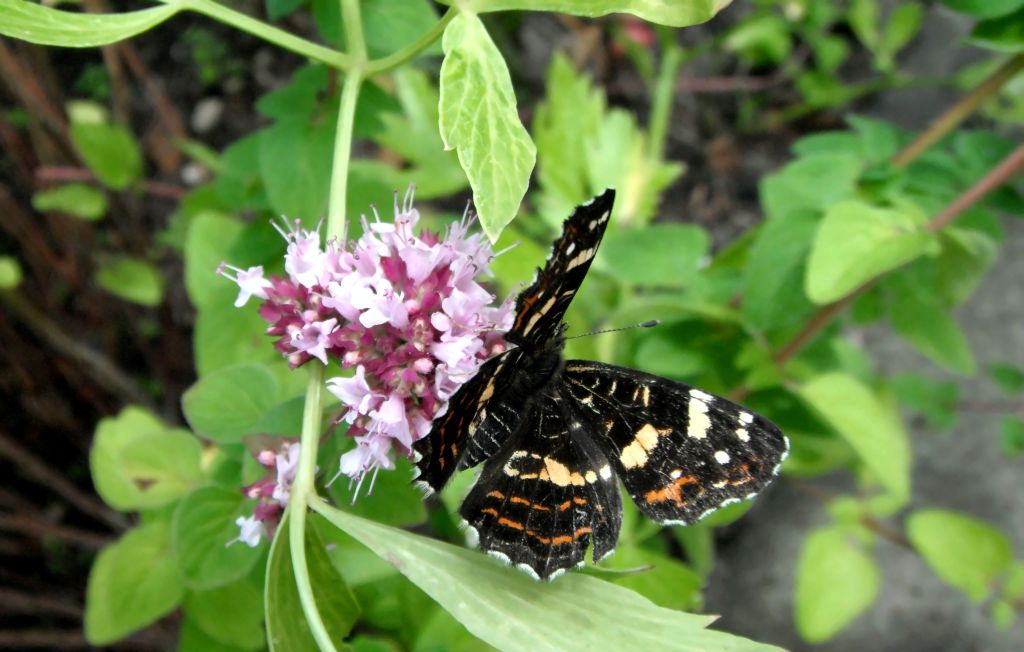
xmin=566 ymin=320 xmax=660 ymax=340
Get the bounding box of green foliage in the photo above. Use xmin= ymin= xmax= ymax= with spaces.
xmin=795 ymin=526 xmax=879 ymax=643
xmin=32 ymin=183 xmax=107 ymax=220
xmin=95 ymin=257 xmax=165 ymax=307
xmin=315 ymin=505 xmax=781 ymax=652
xmin=0 ymin=256 xmax=23 ymax=289
xmin=173 ymin=486 xmax=264 ymax=590
xmin=442 ymin=0 xmax=733 ymax=26
xmin=85 ymin=520 xmax=184 ymax=644
xmin=265 ymin=514 xmax=361 ymax=651
xmin=906 ymin=509 xmax=1013 ymax=602
xmin=0 ymin=0 xmax=179 ymax=47
xmin=183 ymin=364 xmax=281 ymax=443
xmin=69 ymin=115 xmax=143 ymax=190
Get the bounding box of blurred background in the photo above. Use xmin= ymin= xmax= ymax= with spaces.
xmin=1 ymin=0 xmax=1023 ymax=650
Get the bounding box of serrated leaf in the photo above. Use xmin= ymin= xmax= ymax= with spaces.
xmin=96 ymin=257 xmax=164 ymax=306
xmin=314 ymin=504 xmax=782 ymax=652
xmin=444 ymin=0 xmax=732 ymax=27
xmin=798 ymin=373 xmax=910 ymax=503
xmin=439 ymin=13 xmax=535 ymax=241
xmin=118 ymin=430 xmax=203 ymax=509
xmin=172 ymin=485 xmax=263 ymax=590
xmin=806 ymin=200 xmax=937 ymax=304
xmin=183 ymin=363 xmax=280 ymax=443
xmin=32 ymin=183 xmax=107 ymax=220
xmin=795 ymin=526 xmax=879 ymax=643
xmin=906 ymin=509 xmax=1013 ymax=602
xmin=90 ymin=406 xmax=172 ymax=510
xmin=85 ymin=520 xmax=184 ymax=645
xmin=0 ymin=0 xmax=179 ymax=47
xmin=265 ymin=513 xmax=360 ymax=651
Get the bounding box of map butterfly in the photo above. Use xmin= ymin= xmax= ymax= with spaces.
xmin=412 ymin=189 xmax=789 ymax=580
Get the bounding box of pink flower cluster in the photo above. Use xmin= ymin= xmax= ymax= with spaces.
xmin=231 ymin=441 xmax=301 ymax=546
xmin=219 ymin=190 xmax=513 ymax=501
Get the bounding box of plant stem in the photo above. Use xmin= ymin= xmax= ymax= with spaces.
xmin=366 ymin=7 xmax=456 ymax=76
xmin=327 ymin=69 xmax=364 ymax=237
xmin=648 ymin=42 xmax=684 ymax=164
xmin=288 ymin=366 xmax=336 ymax=652
xmin=892 ymin=54 xmax=1024 ymax=169
xmin=176 ymin=0 xmax=351 ymax=70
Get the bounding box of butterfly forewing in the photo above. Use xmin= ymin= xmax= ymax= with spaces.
xmin=459 ymin=393 xmax=622 ymax=580
xmin=562 ymin=361 xmax=788 ymax=524
xmin=505 ymin=190 xmax=614 ymax=348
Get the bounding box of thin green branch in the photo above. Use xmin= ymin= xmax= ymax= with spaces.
xmin=289 ymin=367 xmax=336 ymax=652
xmin=341 ymin=0 xmax=367 ymax=64
xmin=366 ymin=7 xmax=456 ymax=75
xmin=648 ymin=42 xmax=684 ymax=163
xmin=327 ymin=69 xmax=364 ymax=238
xmin=175 ymin=0 xmax=351 ymax=70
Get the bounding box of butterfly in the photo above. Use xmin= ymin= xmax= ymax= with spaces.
xmin=412 ymin=189 xmax=788 ymax=580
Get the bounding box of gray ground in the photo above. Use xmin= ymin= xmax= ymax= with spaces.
xmin=704 ymin=8 xmax=1024 ymax=651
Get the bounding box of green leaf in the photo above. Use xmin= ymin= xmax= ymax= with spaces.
xmin=184 ymin=579 xmax=266 ymax=650
xmin=941 ymin=0 xmax=1024 ymax=19
xmin=179 ymin=617 xmax=254 ymax=652
xmin=184 ymin=211 xmax=245 ymax=308
xmin=96 ymin=257 xmax=164 ymax=307
xmin=446 ymin=0 xmax=732 ymax=27
xmin=600 ymin=224 xmax=708 ymax=287
xmin=989 ymin=363 xmax=1024 ymax=393
xmin=439 ymin=13 xmax=536 ymax=241
xmin=798 ymin=373 xmax=911 ymax=503
xmin=182 ymin=363 xmax=280 ymax=443
xmin=194 ymin=293 xmax=280 ymax=375
xmin=759 ymin=153 xmax=861 ymax=220
xmin=32 ymin=183 xmax=107 ymax=220
xmin=0 ymin=256 xmax=23 ymax=289
xmin=259 ymin=117 xmax=335 ymax=221
xmin=936 ymin=227 xmax=997 ymax=306
xmin=315 ymin=504 xmax=782 ymax=652
xmin=0 ymin=0 xmax=180 ymax=47
xmin=672 ymin=524 xmax=715 ymax=579
xmin=605 ymin=546 xmax=703 ymax=611
xmin=969 ymin=8 xmax=1024 ymax=52
xmin=414 ymin=608 xmax=492 ymax=652
xmin=172 ymin=485 xmax=263 ymax=590
xmin=265 ymin=514 xmax=360 ymax=651
xmin=633 ymin=333 xmax=707 ymax=380
xmin=255 ymin=395 xmax=307 ymax=437
xmin=906 ymin=509 xmax=1013 ymax=602
xmin=362 ymin=0 xmax=441 ymax=59
xmin=1000 ymin=417 xmax=1024 ymax=456
xmin=743 ymin=210 xmax=819 ymax=329
xmin=85 ymin=520 xmax=184 ymax=645
xmin=794 ymin=526 xmax=880 ymax=643
xmin=329 ymin=457 xmax=427 ymax=527
xmin=118 ymin=430 xmax=203 ymax=509
xmin=887 ymin=274 xmax=975 ymax=374
xmin=881 ymin=2 xmax=923 ymax=57
xmin=805 ymin=200 xmax=937 ymax=304
xmin=90 ymin=406 xmax=171 ymax=510
xmin=848 ymin=0 xmax=880 ymax=50
xmin=70 ymin=121 xmax=142 ymax=190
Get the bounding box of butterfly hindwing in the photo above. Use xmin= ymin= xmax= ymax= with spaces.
xmin=460 ymin=392 xmax=622 ymax=580
xmin=505 ymin=190 xmax=614 ymax=348
xmin=562 ymin=361 xmax=788 ymax=525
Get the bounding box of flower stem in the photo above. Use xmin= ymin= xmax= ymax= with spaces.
xmin=175 ymin=0 xmax=352 ymax=70
xmin=289 ymin=366 xmax=336 ymax=652
xmin=327 ymin=69 xmax=364 ymax=238
xmin=648 ymin=42 xmax=684 ymax=164
xmin=366 ymin=7 xmax=456 ymax=76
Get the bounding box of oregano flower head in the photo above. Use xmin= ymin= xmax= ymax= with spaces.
xmin=220 ymin=189 xmax=513 ymax=508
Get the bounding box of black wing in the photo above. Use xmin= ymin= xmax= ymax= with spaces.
xmin=459 ymin=392 xmax=622 ymax=580
xmin=562 ymin=362 xmax=788 ymax=525
xmin=505 ymin=189 xmax=614 ymax=349
xmin=413 ymin=350 xmax=530 ymax=494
